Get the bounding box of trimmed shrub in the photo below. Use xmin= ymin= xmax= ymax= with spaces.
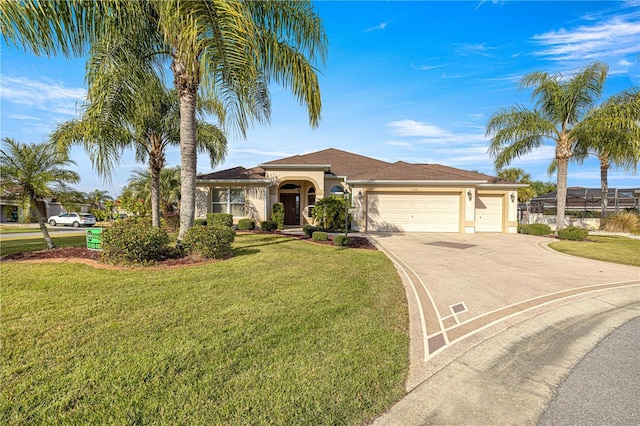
xmin=520 ymin=223 xmax=552 ymax=236
xmin=602 ymin=212 xmax=640 ymax=233
xmin=334 ymin=235 xmax=350 ymax=247
xmin=303 ymin=225 xmax=321 ymax=237
xmin=207 ymin=213 xmax=233 ymax=227
xmin=182 ymin=224 xmax=236 ymax=259
xmin=260 ymin=220 xmax=278 ymax=232
xmin=101 ymin=219 xmax=170 ymax=264
xmin=312 ymin=231 xmax=328 ymax=241
xmin=194 ymin=219 xmax=207 ymax=226
xmin=163 ymin=213 xmax=180 ymax=230
xmin=237 ymin=218 xmax=255 ymax=230
xmin=557 ymin=226 xmax=589 ymax=241
xmin=272 ymin=202 xmax=285 ymax=230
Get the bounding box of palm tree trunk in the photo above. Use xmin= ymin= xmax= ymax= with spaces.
xmin=150 ymin=164 xmax=161 ymax=228
xmin=172 ymin=53 xmax=199 ymax=242
xmin=600 ymin=157 xmax=609 ymax=223
xmin=35 ymin=199 xmax=55 ymax=249
xmin=556 ymin=157 xmax=569 ymax=233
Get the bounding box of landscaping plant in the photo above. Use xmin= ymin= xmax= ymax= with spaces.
xmin=237 ymin=218 xmax=255 ymax=230
xmin=271 ymin=202 xmax=285 ymax=230
xmin=601 ymin=212 xmax=640 ymax=233
xmin=182 ymin=224 xmax=235 ymax=259
xmin=557 ymin=226 xmax=589 ymax=241
xmin=207 ymin=213 xmax=233 ymax=228
xmin=101 ymin=218 xmax=170 ymax=264
xmin=312 ymin=196 xmax=346 ymax=230
xmin=334 ymin=235 xmax=350 ymax=247
xmin=312 ymin=231 xmax=328 ymax=241
xmin=260 ymin=220 xmax=278 ymax=232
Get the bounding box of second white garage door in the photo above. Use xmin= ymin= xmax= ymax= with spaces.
xmin=367 ymin=192 xmax=460 ymax=232
xmin=475 ymin=195 xmax=503 ymax=232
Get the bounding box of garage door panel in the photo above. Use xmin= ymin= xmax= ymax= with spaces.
xmin=367 ymin=192 xmax=460 ymax=232
xmin=475 ymin=195 xmax=503 ymax=232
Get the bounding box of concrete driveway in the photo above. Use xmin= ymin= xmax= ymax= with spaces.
xmin=369 ymin=232 xmax=640 ymax=390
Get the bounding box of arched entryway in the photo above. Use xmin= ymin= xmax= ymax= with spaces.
xmin=278 ymin=180 xmax=316 ymax=226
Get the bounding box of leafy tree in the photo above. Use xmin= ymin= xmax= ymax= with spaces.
xmin=51 ymin=72 xmax=226 ymax=228
xmin=54 ymin=185 xmax=87 ymax=212
xmin=486 ymin=62 xmax=636 ymax=231
xmin=0 ymin=138 xmax=79 ymax=248
xmin=1 ymin=0 xmax=327 ymax=242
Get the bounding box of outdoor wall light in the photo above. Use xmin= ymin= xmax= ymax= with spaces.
xmin=510 ymin=193 xmax=516 ymax=202
xmin=467 ymin=190 xmax=473 ymax=201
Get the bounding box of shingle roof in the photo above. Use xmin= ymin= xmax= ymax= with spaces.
xmin=351 ymin=161 xmax=502 ymax=182
xmin=197 ymin=148 xmax=512 ymax=183
xmin=197 ymin=166 xmax=266 ymax=180
xmin=261 ymin=148 xmax=390 ymax=177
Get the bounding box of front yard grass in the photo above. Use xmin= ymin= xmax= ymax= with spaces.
xmin=548 ymin=235 xmax=640 ymax=267
xmin=0 ymin=234 xmax=87 ymax=256
xmin=1 ymin=233 xmax=409 ymax=425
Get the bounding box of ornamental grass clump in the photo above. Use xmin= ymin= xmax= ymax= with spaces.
xmin=101 ymin=218 xmax=170 ymax=265
xmin=182 ymin=224 xmax=235 ymax=259
xmin=601 ymin=212 xmax=640 ymax=233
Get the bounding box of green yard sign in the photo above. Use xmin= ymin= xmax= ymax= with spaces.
xmin=86 ymin=228 xmax=102 ymax=251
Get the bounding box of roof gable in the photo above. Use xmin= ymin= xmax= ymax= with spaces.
xmin=261 ymin=148 xmax=390 ymax=177
xmin=352 ymin=161 xmax=496 ymax=182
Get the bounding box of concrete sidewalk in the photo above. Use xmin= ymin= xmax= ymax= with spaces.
xmin=372 ymin=286 xmax=639 ymax=425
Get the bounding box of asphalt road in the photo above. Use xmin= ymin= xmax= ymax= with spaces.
xmin=538 ymin=316 xmax=640 ymax=425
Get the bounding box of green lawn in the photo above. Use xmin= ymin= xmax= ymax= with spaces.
xmin=548 ymin=235 xmax=640 ymax=267
xmin=1 ymin=233 xmax=409 ymax=425
xmin=0 ymin=234 xmax=87 ymax=256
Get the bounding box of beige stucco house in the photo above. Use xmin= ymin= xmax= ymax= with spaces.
xmin=195 ymin=148 xmax=525 ymax=233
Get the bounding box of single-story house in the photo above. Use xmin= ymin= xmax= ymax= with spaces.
xmin=195 ymin=148 xmax=525 ymax=233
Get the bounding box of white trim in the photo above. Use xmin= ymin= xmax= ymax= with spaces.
xmin=349 ymin=179 xmax=487 ymax=185
xmin=197 ymin=179 xmax=271 ymax=185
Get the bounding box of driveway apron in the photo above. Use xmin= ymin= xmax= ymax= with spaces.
xmin=369 ymin=232 xmax=640 ymax=390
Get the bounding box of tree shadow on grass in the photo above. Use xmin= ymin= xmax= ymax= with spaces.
xmin=232 ymin=235 xmax=299 ymax=258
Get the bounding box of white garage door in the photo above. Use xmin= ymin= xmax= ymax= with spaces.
xmin=475 ymin=195 xmax=503 ymax=232
xmin=367 ymin=192 xmax=460 ymax=232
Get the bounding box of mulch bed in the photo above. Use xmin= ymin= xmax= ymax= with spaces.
xmin=4 ymin=233 xmax=377 ymax=267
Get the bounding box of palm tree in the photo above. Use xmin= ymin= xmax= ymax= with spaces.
xmin=87 ymin=189 xmax=113 ymax=210
xmin=122 ymin=167 xmax=182 ymax=217
xmin=51 ymin=73 xmax=227 ymax=228
xmin=0 ymin=138 xmax=79 ymax=248
xmin=1 ymin=0 xmax=327 ymax=241
xmin=571 ymin=88 xmax=640 ymax=220
xmin=496 ymin=168 xmax=536 ymax=202
xmin=486 ymin=62 xmax=637 ymax=231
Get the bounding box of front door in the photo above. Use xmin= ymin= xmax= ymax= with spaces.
xmin=281 ymin=193 xmax=300 ymax=226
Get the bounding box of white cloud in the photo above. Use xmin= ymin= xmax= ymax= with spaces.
xmin=365 ymin=22 xmax=388 ymax=33
xmin=454 ymin=43 xmax=497 ymax=58
xmin=386 ymin=119 xmax=487 ymax=145
xmin=411 ymin=63 xmax=447 ymax=71
xmin=0 ymin=75 xmax=86 ymax=115
xmin=8 ymin=114 xmax=42 ymax=121
xmin=532 ymin=11 xmax=640 ymax=74
xmin=384 ymin=141 xmax=414 ymax=149
xmin=469 ymin=113 xmax=485 ymax=120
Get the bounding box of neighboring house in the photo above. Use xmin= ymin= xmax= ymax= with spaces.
xmin=196 ymin=148 xmax=525 ymax=233
xmin=1 ymin=185 xmax=91 ymax=223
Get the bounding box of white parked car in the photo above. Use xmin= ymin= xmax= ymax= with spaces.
xmin=48 ymin=212 xmax=97 ymax=228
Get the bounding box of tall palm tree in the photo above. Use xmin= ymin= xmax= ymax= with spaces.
xmin=485 ymin=62 xmax=636 ymax=231
xmin=51 ymin=73 xmax=227 ymax=228
xmin=0 ymin=138 xmax=79 ymax=248
xmin=122 ymin=167 xmax=182 ymax=217
xmin=1 ymin=0 xmax=327 ymax=241
xmin=571 ymin=88 xmax=640 ymax=220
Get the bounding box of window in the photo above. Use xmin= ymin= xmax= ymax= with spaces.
xmin=330 ymin=185 xmax=344 ymax=195
xmin=212 ymin=188 xmax=246 ymax=216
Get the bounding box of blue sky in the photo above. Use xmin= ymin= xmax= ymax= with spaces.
xmin=1 ymin=0 xmax=639 ymax=197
